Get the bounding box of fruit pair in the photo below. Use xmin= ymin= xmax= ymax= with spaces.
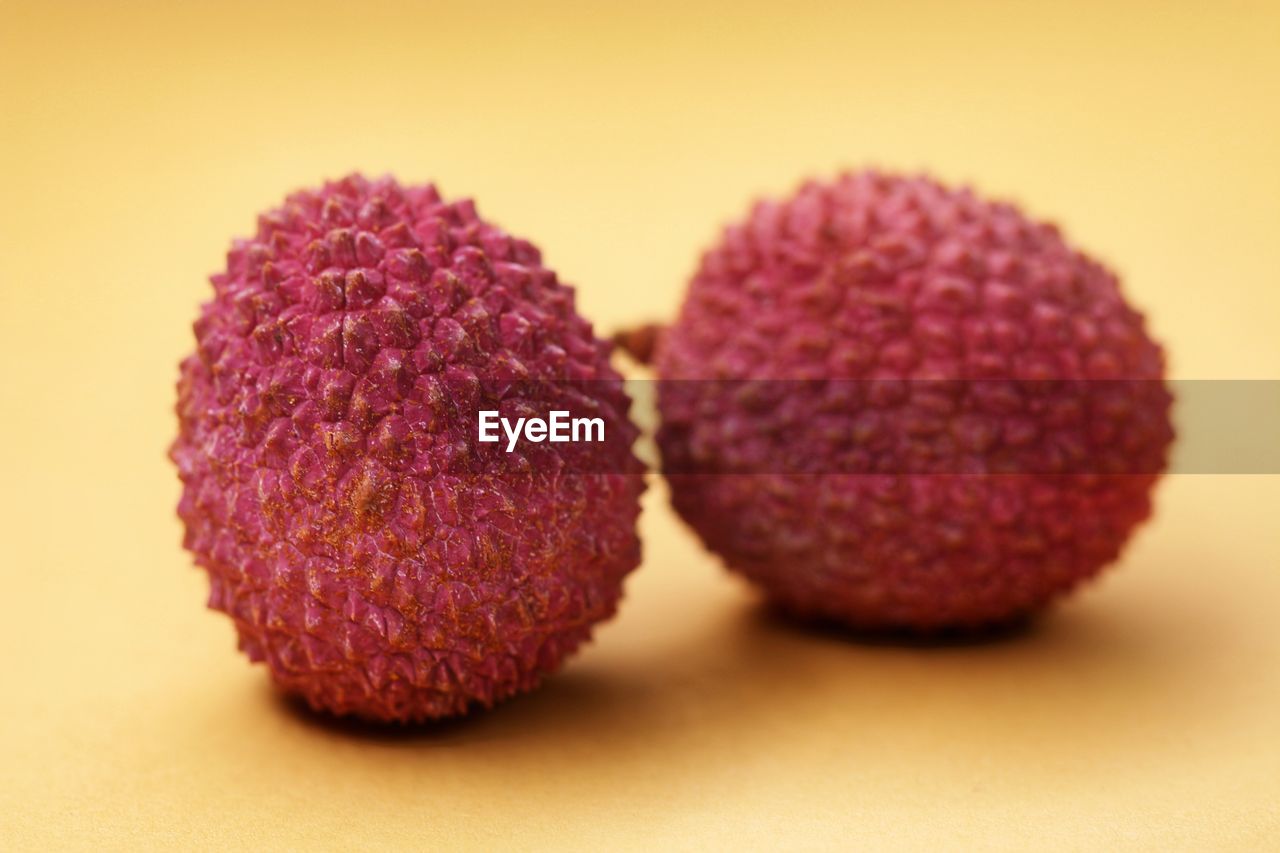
xmin=172 ymin=173 xmax=1172 ymax=722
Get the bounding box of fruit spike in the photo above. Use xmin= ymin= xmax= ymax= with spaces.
xmin=172 ymin=174 xmax=645 ymax=722
xmin=656 ymin=171 xmax=1173 ymax=630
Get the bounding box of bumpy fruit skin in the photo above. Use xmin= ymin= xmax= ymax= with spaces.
xmin=172 ymin=174 xmax=644 ymax=721
xmin=656 ymin=172 xmax=1173 ymax=630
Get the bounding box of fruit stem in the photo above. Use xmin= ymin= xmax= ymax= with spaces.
xmin=612 ymin=323 xmax=665 ymax=366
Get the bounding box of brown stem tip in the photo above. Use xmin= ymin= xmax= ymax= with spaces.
xmin=612 ymin=322 xmax=665 ymax=366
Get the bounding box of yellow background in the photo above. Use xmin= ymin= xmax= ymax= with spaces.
xmin=2 ymin=1 xmax=1278 ymax=848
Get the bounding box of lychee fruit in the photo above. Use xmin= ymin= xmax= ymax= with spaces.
xmin=171 ymin=174 xmax=645 ymax=721
xmin=655 ymin=171 xmax=1173 ymax=630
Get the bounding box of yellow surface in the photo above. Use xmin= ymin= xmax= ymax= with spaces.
xmin=2 ymin=1 xmax=1279 ymax=849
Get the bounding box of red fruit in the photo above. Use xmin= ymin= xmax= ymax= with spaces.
xmin=656 ymin=172 xmax=1173 ymax=630
xmin=172 ymin=175 xmax=644 ymax=721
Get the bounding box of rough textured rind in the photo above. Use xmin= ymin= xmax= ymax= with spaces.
xmin=172 ymin=174 xmax=645 ymax=721
xmin=656 ymin=172 xmax=1173 ymax=630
